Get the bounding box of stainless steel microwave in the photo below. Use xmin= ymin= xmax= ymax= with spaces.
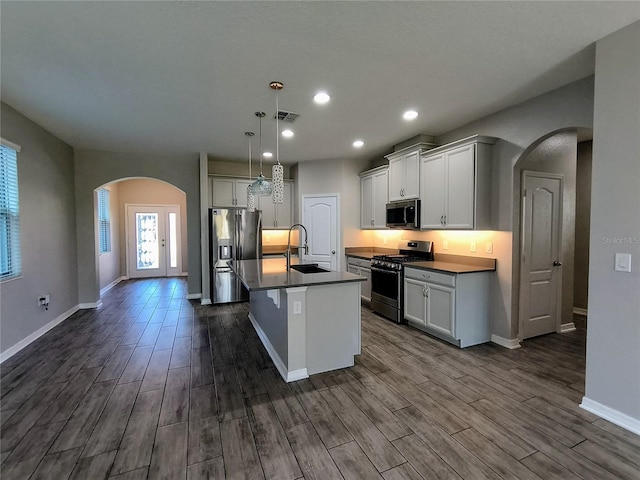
xmin=385 ymin=199 xmax=421 ymax=229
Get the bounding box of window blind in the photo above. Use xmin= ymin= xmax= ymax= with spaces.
xmin=97 ymin=188 xmax=111 ymax=254
xmin=0 ymin=144 xmax=21 ymax=280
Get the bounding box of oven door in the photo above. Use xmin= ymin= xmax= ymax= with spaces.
xmin=371 ymin=266 xmax=400 ymax=308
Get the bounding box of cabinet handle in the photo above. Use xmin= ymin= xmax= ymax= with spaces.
xmin=440 ymin=215 xmax=444 ymax=225
xmin=422 ymin=287 xmax=427 ymax=297
xmin=425 ymin=287 xmax=429 ymax=298
xmin=443 ymin=215 xmax=446 ymax=225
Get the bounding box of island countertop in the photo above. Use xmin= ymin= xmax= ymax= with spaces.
xmin=233 ymin=258 xmax=365 ymax=291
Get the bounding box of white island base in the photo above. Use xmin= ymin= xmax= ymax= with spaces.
xmin=248 ymin=282 xmax=361 ymax=382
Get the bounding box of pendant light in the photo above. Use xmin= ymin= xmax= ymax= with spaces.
xmin=245 ymin=131 xmax=256 ymax=212
xmin=270 ymin=81 xmax=284 ymax=204
xmin=248 ymin=111 xmax=273 ymax=197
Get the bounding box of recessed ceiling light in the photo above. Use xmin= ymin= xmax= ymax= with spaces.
xmin=313 ymin=92 xmax=330 ymax=104
xmin=263 ymin=151 xmax=273 ymax=158
xmin=282 ymin=129 xmax=294 ymax=138
xmin=353 ymin=140 xmax=364 ymax=148
xmin=403 ymin=110 xmax=419 ymax=121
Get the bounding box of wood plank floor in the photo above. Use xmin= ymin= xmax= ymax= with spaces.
xmin=1 ymin=278 xmax=638 ymax=479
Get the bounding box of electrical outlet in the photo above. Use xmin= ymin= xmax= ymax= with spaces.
xmin=486 ymin=242 xmax=493 ymax=254
xmin=442 ymin=240 xmax=448 ymax=250
xmin=383 ymin=237 xmax=388 ymax=245
xmin=470 ymin=241 xmax=477 ymax=253
xmin=38 ymin=294 xmax=50 ymax=310
xmin=615 ymin=253 xmax=632 ymax=272
xmin=293 ymin=301 xmax=302 ymax=314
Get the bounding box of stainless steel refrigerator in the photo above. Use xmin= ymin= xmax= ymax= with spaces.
xmin=209 ymin=208 xmax=262 ymax=304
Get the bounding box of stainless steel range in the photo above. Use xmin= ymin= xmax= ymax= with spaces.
xmin=371 ymin=240 xmax=434 ymax=323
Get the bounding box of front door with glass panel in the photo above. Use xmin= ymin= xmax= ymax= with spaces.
xmin=127 ymin=204 xmax=181 ymax=278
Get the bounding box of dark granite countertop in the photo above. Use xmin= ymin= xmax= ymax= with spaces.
xmin=232 ymin=259 xmax=364 ymax=291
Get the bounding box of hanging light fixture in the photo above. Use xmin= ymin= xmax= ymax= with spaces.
xmin=270 ymin=81 xmax=284 ymax=204
xmin=248 ymin=111 xmax=273 ymax=197
xmin=245 ymin=131 xmax=256 ymax=212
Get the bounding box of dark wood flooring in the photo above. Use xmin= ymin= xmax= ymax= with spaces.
xmin=1 ymin=278 xmax=638 ymax=479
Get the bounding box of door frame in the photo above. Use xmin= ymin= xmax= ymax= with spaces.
xmin=518 ymin=170 xmax=564 ymax=340
xmin=125 ymin=203 xmax=182 ymax=278
xmin=301 ymin=193 xmax=341 ymax=271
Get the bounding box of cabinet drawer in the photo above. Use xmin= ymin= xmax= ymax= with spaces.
xmin=404 ymin=267 xmax=455 ymax=287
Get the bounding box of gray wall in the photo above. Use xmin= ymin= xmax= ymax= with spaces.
xmin=74 ymin=149 xmax=200 ymax=304
xmin=586 ymin=22 xmax=640 ymax=422
xmin=0 ymin=103 xmax=79 ymax=354
xmin=433 ymin=76 xmax=595 ymax=339
xmin=515 ymin=131 xmax=577 ymax=328
xmin=574 ymin=141 xmax=592 ymax=310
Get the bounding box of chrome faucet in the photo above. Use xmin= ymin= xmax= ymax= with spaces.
xmin=286 ymin=223 xmax=309 ymax=271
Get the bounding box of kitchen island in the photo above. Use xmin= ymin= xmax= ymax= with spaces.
xmin=233 ymin=258 xmax=365 ymax=382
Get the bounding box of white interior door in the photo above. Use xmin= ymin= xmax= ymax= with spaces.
xmin=519 ymin=171 xmax=563 ymax=339
xmin=302 ymin=195 xmax=339 ymax=271
xmin=127 ymin=204 xmax=181 ymax=278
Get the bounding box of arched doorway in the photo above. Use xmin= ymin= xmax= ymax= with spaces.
xmin=512 ymin=127 xmax=593 ymax=340
xmin=96 ymin=177 xmax=187 ymax=296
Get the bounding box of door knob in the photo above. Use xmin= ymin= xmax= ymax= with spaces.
xmin=553 ymin=261 xmax=562 ymax=267
xmin=331 ymin=250 xmax=336 ymax=255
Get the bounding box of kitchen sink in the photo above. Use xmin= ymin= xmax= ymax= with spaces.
xmin=290 ymin=264 xmax=330 ymax=274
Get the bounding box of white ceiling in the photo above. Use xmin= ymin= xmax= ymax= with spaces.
xmin=1 ymin=1 xmax=638 ymax=164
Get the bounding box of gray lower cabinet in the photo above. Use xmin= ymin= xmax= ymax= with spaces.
xmin=347 ymin=257 xmax=372 ymax=303
xmin=404 ymin=267 xmax=490 ymax=347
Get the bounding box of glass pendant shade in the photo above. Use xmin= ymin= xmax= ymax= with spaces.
xmin=272 ymin=164 xmax=284 ymax=203
xmin=250 ymin=174 xmax=272 ymax=196
xmin=247 ymin=185 xmax=256 ymax=212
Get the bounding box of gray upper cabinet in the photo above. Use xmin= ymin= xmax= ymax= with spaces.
xmin=259 ymin=180 xmax=293 ymax=229
xmin=209 ymin=177 xmax=253 ymax=208
xmin=420 ymin=135 xmax=496 ymax=230
xmin=359 ymin=166 xmax=388 ymax=229
xmin=386 ymin=147 xmax=422 ymax=201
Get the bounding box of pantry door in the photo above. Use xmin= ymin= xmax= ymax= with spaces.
xmin=302 ymin=194 xmax=339 ymax=271
xmin=519 ymin=172 xmax=563 ymax=339
xmin=126 ymin=204 xmax=181 ymax=278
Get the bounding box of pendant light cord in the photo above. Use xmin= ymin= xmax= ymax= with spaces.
xmin=276 ymin=88 xmax=280 ymax=166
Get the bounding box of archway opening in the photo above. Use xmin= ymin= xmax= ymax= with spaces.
xmin=95 ymin=177 xmax=187 ymax=296
xmin=512 ymin=127 xmax=593 ymax=341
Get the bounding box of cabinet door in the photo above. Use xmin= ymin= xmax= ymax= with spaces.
xmin=260 ymin=195 xmax=276 ymax=228
xmin=403 ymin=150 xmax=420 ymax=199
xmin=360 ymin=267 xmax=371 ymax=302
xmin=211 ymin=178 xmax=236 ymax=207
xmin=372 ymin=170 xmax=388 ymax=228
xmin=404 ymin=277 xmax=427 ymax=326
xmin=275 ymin=182 xmax=293 ymax=229
xmin=388 ymin=157 xmax=405 ymax=202
xmin=426 ymin=283 xmax=455 ymax=337
xmin=445 ymin=145 xmax=475 ymax=229
xmin=420 ymin=153 xmax=446 ymax=229
xmin=234 ymin=179 xmax=253 ymax=208
xmin=360 ymin=175 xmax=374 ymax=229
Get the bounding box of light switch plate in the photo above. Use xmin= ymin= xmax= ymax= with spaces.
xmin=470 ymin=241 xmax=477 ymax=253
xmin=442 ymin=240 xmax=448 ymax=250
xmin=615 ymin=253 xmax=632 ymax=272
xmin=486 ymin=242 xmax=493 ymax=254
xmin=293 ymin=300 xmax=302 ymax=314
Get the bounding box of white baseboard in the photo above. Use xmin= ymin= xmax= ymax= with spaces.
xmin=100 ymin=276 xmax=127 ymax=296
xmin=179 ymin=272 xmax=188 ymax=277
xmin=78 ymin=300 xmax=103 ymax=309
xmin=573 ymin=307 xmax=588 ymax=316
xmin=581 ymin=396 xmax=640 ymax=436
xmin=0 ymin=305 xmax=79 ymax=363
xmin=248 ymin=312 xmax=308 ymax=382
xmin=200 ymin=298 xmax=212 ymax=306
xmin=186 ymin=293 xmax=202 ymax=300
xmin=491 ymin=334 xmax=521 ymax=349
xmin=561 ymin=322 xmax=576 ymax=333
